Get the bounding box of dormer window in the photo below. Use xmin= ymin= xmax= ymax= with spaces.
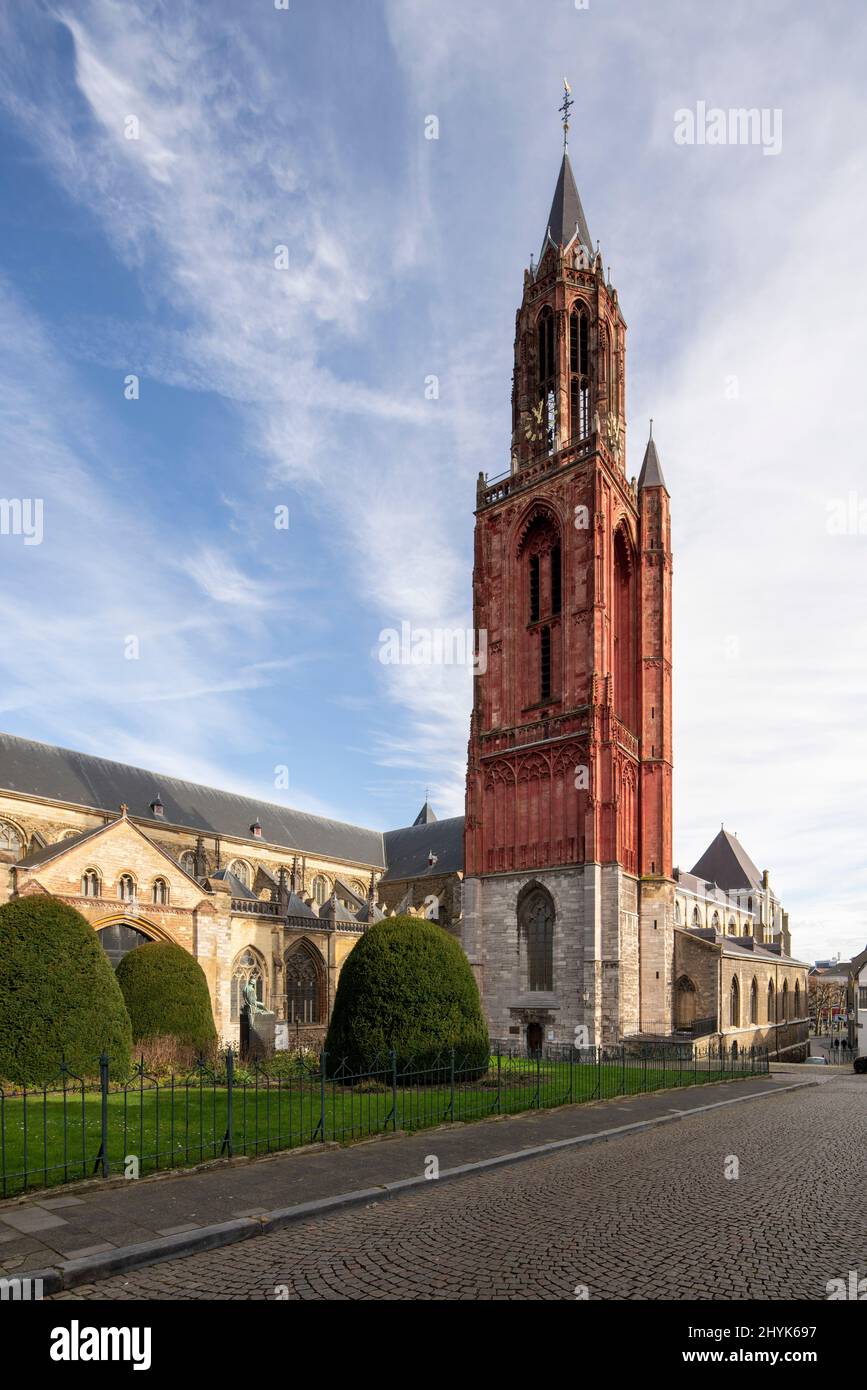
xmin=150 ymin=794 xmax=164 ymax=818
xmin=251 ymin=820 xmax=262 ymax=839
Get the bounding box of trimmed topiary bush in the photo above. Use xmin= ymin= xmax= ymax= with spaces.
xmin=325 ymin=915 xmax=489 ymax=1078
xmin=116 ymin=940 xmax=216 ymax=1053
xmin=0 ymin=896 xmax=132 ymax=1085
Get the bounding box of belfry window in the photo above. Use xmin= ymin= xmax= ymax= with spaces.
xmin=529 ymin=554 xmax=540 ymax=623
xmin=536 ymin=307 xmax=556 ymax=451
xmin=540 ymin=626 xmax=551 ymax=702
xmin=550 ymin=545 xmax=561 ymax=615
xmin=569 ymin=304 xmax=590 ymax=440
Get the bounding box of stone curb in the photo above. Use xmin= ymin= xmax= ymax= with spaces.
xmin=32 ymin=1077 xmax=818 ymax=1293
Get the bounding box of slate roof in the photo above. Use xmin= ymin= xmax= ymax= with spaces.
xmin=381 ymin=815 xmax=465 ymax=883
xmin=686 ymin=926 xmax=807 ymax=968
xmin=209 ymin=867 xmax=258 ymax=900
xmin=638 ymin=435 xmax=667 ymax=492
xmin=412 ymin=801 xmax=437 ymax=826
xmin=0 ymin=733 xmax=385 ymax=868
xmin=690 ymin=828 xmax=763 ymax=893
xmin=17 ymin=823 xmax=106 ymax=869
xmin=543 ymin=151 xmax=592 ymax=255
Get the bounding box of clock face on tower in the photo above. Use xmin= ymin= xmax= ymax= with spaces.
xmin=524 ymin=398 xmax=545 ymax=443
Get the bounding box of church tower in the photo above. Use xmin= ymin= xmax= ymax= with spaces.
xmin=462 ymin=96 xmax=674 ymax=1046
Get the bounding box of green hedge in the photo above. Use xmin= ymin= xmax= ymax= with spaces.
xmin=0 ymin=896 xmax=132 ymax=1085
xmin=325 ymin=915 xmax=489 ymax=1077
xmin=116 ymin=940 xmax=217 ymax=1052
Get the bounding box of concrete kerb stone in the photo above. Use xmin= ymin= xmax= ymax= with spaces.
xmin=29 ymin=1077 xmax=820 ymax=1293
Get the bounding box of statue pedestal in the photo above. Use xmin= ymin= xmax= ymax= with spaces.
xmin=241 ymin=1007 xmax=276 ymax=1062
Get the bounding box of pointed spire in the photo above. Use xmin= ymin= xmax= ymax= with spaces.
xmin=413 ymin=799 xmax=437 ymax=826
xmin=638 ymin=422 xmax=668 ymax=492
xmin=542 ymin=150 xmax=592 ymax=257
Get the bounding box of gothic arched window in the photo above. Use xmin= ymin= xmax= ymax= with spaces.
xmin=729 ymin=975 xmax=740 ymax=1028
xmin=179 ymin=851 xmax=196 ymax=876
xmin=569 ymin=302 xmax=590 ymax=440
xmin=231 ymin=948 xmax=264 ymax=1022
xmin=81 ymin=868 xmax=101 ymax=897
xmin=228 ymin=859 xmax=251 ymax=889
xmin=0 ymin=821 xmax=23 ymax=863
xmin=767 ymin=980 xmax=775 ymax=1023
xmin=118 ymin=873 xmax=136 ymax=902
xmin=794 ymin=980 xmax=801 ymax=1019
xmin=518 ymin=884 xmax=554 ymax=992
xmin=536 ymin=306 xmax=556 ymax=451
xmin=152 ymin=877 xmax=169 ymax=905
xmin=781 ymin=980 xmax=789 ymax=1021
xmin=612 ymin=526 xmax=637 ymax=731
xmin=285 ymin=942 xmax=325 ymax=1024
xmin=750 ymin=977 xmax=758 ymax=1025
xmin=692 ymin=906 xmax=701 ymax=926
xmin=711 ymin=910 xmax=721 ymax=929
xmin=312 ymin=874 xmax=329 ymax=906
xmin=97 ymin=922 xmax=153 ymax=969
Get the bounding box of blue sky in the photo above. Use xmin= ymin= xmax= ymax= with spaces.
xmin=0 ymin=0 xmax=865 ymax=961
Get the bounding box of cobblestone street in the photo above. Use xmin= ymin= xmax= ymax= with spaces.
xmin=52 ymin=1073 xmax=866 ymax=1301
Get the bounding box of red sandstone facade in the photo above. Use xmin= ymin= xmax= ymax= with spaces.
xmin=464 ymin=157 xmax=672 ymax=890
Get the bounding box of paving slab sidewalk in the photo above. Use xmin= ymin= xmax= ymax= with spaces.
xmin=0 ymin=1071 xmax=823 ymax=1290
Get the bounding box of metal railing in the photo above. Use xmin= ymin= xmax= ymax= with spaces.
xmin=0 ymin=1041 xmax=768 ymax=1198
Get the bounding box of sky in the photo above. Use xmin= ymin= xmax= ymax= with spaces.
xmin=0 ymin=0 xmax=864 ymax=963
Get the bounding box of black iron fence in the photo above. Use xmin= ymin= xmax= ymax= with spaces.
xmin=0 ymin=1040 xmax=768 ymax=1198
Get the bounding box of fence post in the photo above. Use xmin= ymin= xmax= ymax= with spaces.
xmin=391 ymin=1049 xmax=398 ymax=1132
xmin=225 ymin=1046 xmax=234 ymax=1158
xmin=449 ymin=1047 xmax=455 ymax=1122
xmin=497 ymin=1045 xmax=502 ymax=1114
xmin=99 ymin=1052 xmax=109 ymax=1179
xmin=597 ymin=1045 xmax=602 ymax=1100
xmin=320 ymin=1051 xmax=327 ymax=1142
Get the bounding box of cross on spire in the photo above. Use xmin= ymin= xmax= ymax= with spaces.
xmin=559 ymin=79 xmax=573 ymax=150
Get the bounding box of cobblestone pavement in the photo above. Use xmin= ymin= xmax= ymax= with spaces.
xmin=54 ymin=1074 xmax=865 ymax=1300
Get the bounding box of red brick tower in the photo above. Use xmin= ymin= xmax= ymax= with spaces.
xmin=462 ymin=127 xmax=674 ymax=1045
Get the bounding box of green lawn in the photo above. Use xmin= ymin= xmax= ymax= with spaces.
xmin=0 ymin=1053 xmax=761 ymax=1197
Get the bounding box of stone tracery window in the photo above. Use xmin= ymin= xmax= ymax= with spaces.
xmin=518 ymin=884 xmax=554 ymax=993
xmin=0 ymin=821 xmax=23 ymax=863
xmin=312 ymin=874 xmax=329 ymax=906
xmin=231 ymin=948 xmax=264 ymax=1022
xmin=729 ymin=975 xmax=740 ymax=1028
xmin=285 ymin=942 xmax=325 ymax=1024
xmin=228 ymin=859 xmax=251 ymax=889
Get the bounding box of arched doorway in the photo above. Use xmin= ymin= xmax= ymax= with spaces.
xmin=527 ymin=1021 xmax=543 ymax=1055
xmin=96 ymin=921 xmax=154 ymax=969
xmin=674 ymin=975 xmax=697 ymax=1030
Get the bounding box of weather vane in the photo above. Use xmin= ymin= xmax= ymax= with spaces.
xmin=559 ymin=79 xmax=573 ymax=150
